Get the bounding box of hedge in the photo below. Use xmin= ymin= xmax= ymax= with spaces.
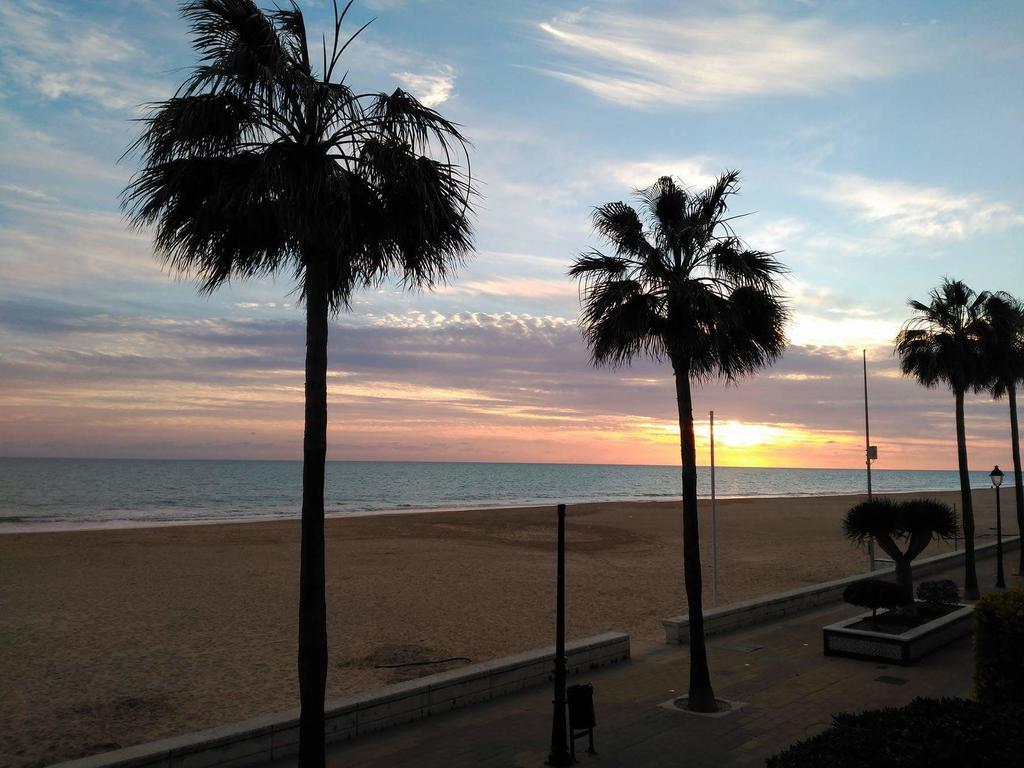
xmin=974 ymin=587 xmax=1024 ymax=704
xmin=916 ymin=579 xmax=959 ymax=607
xmin=766 ymin=697 xmax=1024 ymax=767
xmin=842 ymin=579 xmax=901 ymax=622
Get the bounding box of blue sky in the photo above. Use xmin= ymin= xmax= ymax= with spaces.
xmin=1 ymin=0 xmax=1022 ymax=468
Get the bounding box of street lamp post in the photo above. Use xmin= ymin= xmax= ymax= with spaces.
xmin=863 ymin=350 xmax=877 ymax=571
xmin=547 ymin=503 xmax=572 ymax=766
xmin=990 ymin=466 xmax=1006 ymax=589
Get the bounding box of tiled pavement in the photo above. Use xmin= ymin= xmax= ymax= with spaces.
xmin=294 ymin=556 xmax=1017 ymax=768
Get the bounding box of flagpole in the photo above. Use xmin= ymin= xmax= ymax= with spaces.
xmin=710 ymin=410 xmax=718 ymax=608
xmin=863 ymin=349 xmax=876 ymax=572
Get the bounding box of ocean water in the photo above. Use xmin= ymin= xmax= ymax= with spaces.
xmin=0 ymin=458 xmax=1000 ymax=530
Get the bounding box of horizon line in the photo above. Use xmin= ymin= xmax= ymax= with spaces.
xmin=0 ymin=455 xmax=980 ymax=474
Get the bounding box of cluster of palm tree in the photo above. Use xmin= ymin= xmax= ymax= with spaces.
xmin=125 ymin=1 xmax=791 ymax=736
xmin=123 ymin=0 xmax=1020 ymax=758
xmin=896 ymin=280 xmax=1024 ymax=599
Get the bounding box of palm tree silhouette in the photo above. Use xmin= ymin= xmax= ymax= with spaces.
xmin=569 ymin=172 xmax=788 ymax=712
xmin=123 ymin=2 xmax=474 ymax=763
xmin=983 ymin=292 xmax=1024 ymax=581
xmin=895 ymin=280 xmax=989 ymax=600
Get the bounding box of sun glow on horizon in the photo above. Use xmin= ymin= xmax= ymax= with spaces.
xmin=631 ymin=417 xmax=862 ymax=467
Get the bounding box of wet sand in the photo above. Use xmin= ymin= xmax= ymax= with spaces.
xmin=0 ymin=488 xmax=1013 ymax=767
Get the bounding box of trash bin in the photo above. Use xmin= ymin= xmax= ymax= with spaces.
xmin=567 ymin=683 xmax=596 ymax=730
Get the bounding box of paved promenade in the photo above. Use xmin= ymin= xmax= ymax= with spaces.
xmin=289 ymin=555 xmax=1016 ymax=768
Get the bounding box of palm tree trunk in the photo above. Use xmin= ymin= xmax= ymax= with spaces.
xmin=955 ymin=389 xmax=979 ymax=600
xmin=900 ymin=529 xmax=933 ymax=604
xmin=298 ymin=258 xmax=329 ymax=767
xmin=894 ymin=558 xmax=914 ymax=605
xmin=874 ymin=534 xmax=915 ymax=605
xmin=1008 ymin=384 xmax=1024 ymax=582
xmin=672 ymin=358 xmax=717 ymax=713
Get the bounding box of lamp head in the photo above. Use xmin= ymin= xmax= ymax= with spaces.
xmin=990 ymin=465 xmax=1004 ymax=488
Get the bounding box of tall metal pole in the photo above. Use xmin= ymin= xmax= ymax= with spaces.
xmin=710 ymin=410 xmax=718 ymax=609
xmin=995 ymin=485 xmax=1006 ymax=589
xmin=547 ymin=503 xmax=572 ymax=766
xmin=863 ymin=350 xmax=876 ymax=571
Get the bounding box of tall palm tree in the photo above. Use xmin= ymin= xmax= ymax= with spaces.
xmin=895 ymin=280 xmax=989 ymax=600
xmin=569 ymin=172 xmax=788 ymax=712
xmin=983 ymin=292 xmax=1024 ymax=580
xmin=123 ymin=2 xmax=474 ymax=764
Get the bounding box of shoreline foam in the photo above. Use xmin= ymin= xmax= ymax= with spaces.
xmin=0 ymin=484 xmax=1008 ymax=535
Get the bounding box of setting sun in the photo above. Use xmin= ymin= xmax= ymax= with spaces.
xmin=632 ymin=417 xmax=861 ymax=467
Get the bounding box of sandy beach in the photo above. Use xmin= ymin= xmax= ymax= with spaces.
xmin=0 ymin=488 xmax=1014 ymax=767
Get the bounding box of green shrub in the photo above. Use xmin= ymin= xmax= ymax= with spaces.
xmin=916 ymin=579 xmax=960 ymax=607
xmin=765 ymin=697 xmax=1024 ymax=767
xmin=843 ymin=579 xmax=901 ymax=627
xmin=975 ymin=587 xmax=1024 ymax=704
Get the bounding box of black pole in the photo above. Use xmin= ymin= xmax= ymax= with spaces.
xmin=547 ymin=503 xmax=572 ymax=766
xmin=863 ymin=350 xmax=875 ymax=571
xmin=996 ymin=484 xmax=1006 ymax=589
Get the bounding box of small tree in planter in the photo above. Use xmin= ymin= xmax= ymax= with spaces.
xmin=843 ymin=579 xmax=902 ymax=629
xmin=843 ymin=498 xmax=958 ymax=604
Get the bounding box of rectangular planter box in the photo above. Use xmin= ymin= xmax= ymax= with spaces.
xmin=661 ymin=536 xmax=1019 ymax=645
xmin=823 ymin=603 xmax=974 ymax=664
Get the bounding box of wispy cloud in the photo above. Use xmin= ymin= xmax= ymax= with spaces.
xmin=0 ymin=183 xmax=58 ymax=203
xmin=439 ymin=277 xmax=577 ymax=301
xmin=742 ymin=217 xmax=806 ymax=253
xmin=0 ymin=110 xmax=127 ymax=183
xmin=536 ymin=10 xmax=916 ymax=107
xmin=394 ymin=64 xmax=457 ymax=107
xmin=0 ymin=301 xmax=1005 ymax=468
xmin=0 ymin=195 xmax=164 ymax=289
xmin=604 ymin=157 xmax=717 ymax=191
xmin=820 ymin=174 xmax=1024 ymax=239
xmin=785 ymin=279 xmax=902 ymax=349
xmin=0 ymin=0 xmax=169 ymax=111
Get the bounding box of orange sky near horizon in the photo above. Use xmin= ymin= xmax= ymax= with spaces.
xmin=1 ymin=364 xmax=1009 ymax=471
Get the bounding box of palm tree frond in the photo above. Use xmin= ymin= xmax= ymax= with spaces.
xmin=369 ymin=88 xmax=468 ymax=156
xmin=586 ymin=291 xmax=667 ymax=368
xmin=844 ymin=498 xmax=957 ymax=544
xmin=896 ymin=278 xmax=991 ymax=393
xmin=591 ymin=202 xmax=651 ymax=259
xmin=568 ymin=251 xmax=630 ymax=281
xmin=572 ymin=170 xmax=789 ymax=376
xmin=690 ymin=284 xmax=787 ymax=382
xmin=124 ymin=1 xmax=474 ymax=315
xmin=182 ymin=0 xmax=294 ymax=86
xmin=359 ymin=140 xmax=474 ymax=288
xmin=695 ymin=169 xmax=740 ymax=225
xmin=270 ymin=2 xmax=310 ymax=68
xmin=983 ymin=291 xmax=1024 ymax=398
xmin=708 ymin=241 xmax=787 ymax=290
xmin=126 ymin=93 xmax=255 ymax=165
